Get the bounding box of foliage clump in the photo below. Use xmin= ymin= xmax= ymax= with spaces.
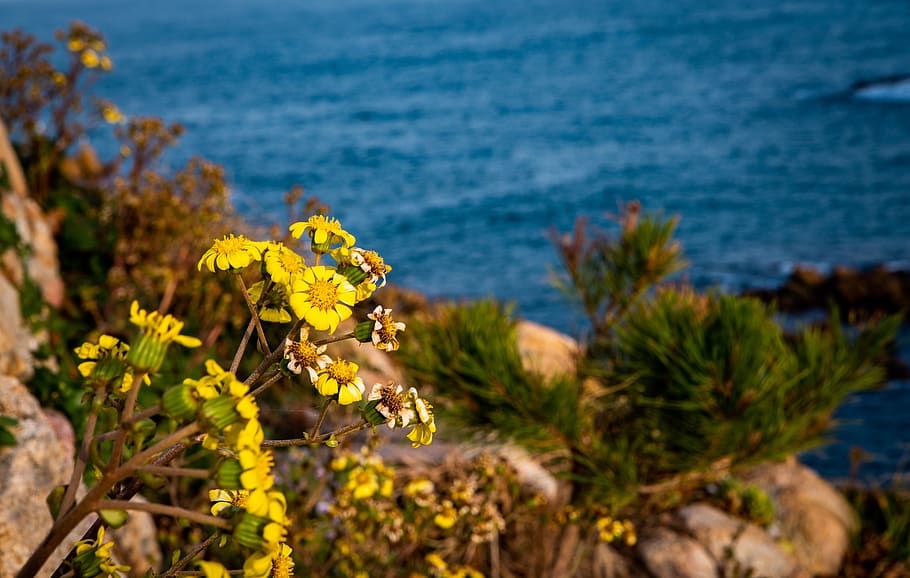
xmin=401 ymin=202 xmax=899 ymax=512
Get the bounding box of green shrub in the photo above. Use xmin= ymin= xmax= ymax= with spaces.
xmin=402 ymin=204 xmax=899 ymax=510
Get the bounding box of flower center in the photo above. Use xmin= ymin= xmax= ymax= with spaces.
xmin=377 ymin=384 xmax=404 ymax=415
xmin=377 ymin=317 xmax=398 ymax=342
xmin=279 ymin=251 xmax=303 ymax=273
xmin=308 ymin=279 xmax=339 ymax=310
xmin=273 ymin=555 xmax=293 ymax=578
xmin=213 ymin=234 xmax=246 ymax=254
xmin=287 ymin=340 xmax=318 ymax=364
xmin=232 ymin=491 xmax=249 ymax=508
xmin=327 ymin=360 xmax=356 ymax=384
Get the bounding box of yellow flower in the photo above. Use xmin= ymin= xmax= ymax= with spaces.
xmin=289 ymin=215 xmax=355 ymax=249
xmin=244 ymin=543 xmax=295 ymax=578
xmin=283 ymin=327 xmax=331 ymax=382
xmin=315 ymin=359 xmax=365 ymax=405
xmin=264 ymin=242 xmax=306 ymax=286
xmin=426 ymin=553 xmax=448 ymax=571
xmin=433 ymin=500 xmax=458 ymax=529
xmin=128 ymin=301 xmax=202 ymax=348
xmin=247 ymin=489 xmax=289 ymax=542
xmin=73 ymin=526 xmax=131 ymax=577
xmin=289 ymin=266 xmax=356 ymax=333
xmin=239 ymin=447 xmax=276 ymax=491
xmin=67 ymin=38 xmax=85 ymax=52
xmin=367 ymin=305 xmax=406 ymax=351
xmin=100 ymin=55 xmax=113 ymax=71
xmin=197 ymin=561 xmax=231 ymax=578
xmin=81 ymin=49 xmax=100 ymax=68
xmin=406 ymin=388 xmax=436 ymax=447
xmin=350 ymin=248 xmax=391 ymax=287
xmin=52 ymin=71 xmax=67 ymax=86
xmin=101 ymin=105 xmax=124 ymax=124
xmin=367 ymin=382 xmax=414 ymax=428
xmin=347 ymin=465 xmax=380 ymax=500
xmin=197 ymin=234 xmax=265 ymax=272
xmin=209 ymin=488 xmax=249 ymax=516
xmin=248 ymin=281 xmax=293 ymax=323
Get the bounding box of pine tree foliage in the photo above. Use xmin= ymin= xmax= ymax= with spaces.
xmin=401 ymin=203 xmax=900 ymax=509
xmin=402 ymin=300 xmax=581 ymax=457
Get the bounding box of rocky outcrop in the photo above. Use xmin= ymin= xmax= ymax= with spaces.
xmin=0 ymin=119 xmax=160 ymax=577
xmin=0 ymin=377 xmax=75 ymax=578
xmin=746 ymin=264 xmax=910 ymax=318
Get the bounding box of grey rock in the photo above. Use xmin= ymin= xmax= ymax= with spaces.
xmin=0 ymin=377 xmax=73 ymax=578
xmin=678 ymin=502 xmax=800 ymax=578
xmin=740 ymin=459 xmax=856 ymax=576
xmin=638 ymin=527 xmax=718 ymax=578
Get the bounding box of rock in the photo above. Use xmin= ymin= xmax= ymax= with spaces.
xmin=515 ymin=320 xmax=579 ymax=380
xmin=0 ymin=377 xmax=74 ymax=578
xmin=1 ymin=189 xmax=65 ymax=308
xmin=638 ymin=527 xmax=718 ymax=578
xmin=0 ymin=271 xmax=36 ymax=380
xmin=745 ymin=264 xmax=910 ymax=318
xmin=677 ymin=503 xmax=801 ymax=578
xmin=740 ymin=458 xmax=857 ymax=576
xmin=109 ymin=496 xmax=163 ymax=575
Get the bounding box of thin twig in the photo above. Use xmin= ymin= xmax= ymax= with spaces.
xmin=136 ymin=465 xmax=211 ymax=478
xmin=230 ymin=317 xmax=257 ymax=374
xmin=59 ymin=392 xmax=99 ymax=517
xmin=108 ymin=372 xmax=144 ymax=471
xmin=250 ymin=371 xmax=283 ymax=398
xmin=313 ymin=331 xmax=356 ymax=346
xmin=235 ymin=273 xmax=270 ymax=355
xmin=262 ymin=418 xmax=369 ymax=448
xmin=160 ymin=532 xmax=222 ymax=577
xmin=97 ymin=500 xmax=231 ymax=530
xmin=311 ymin=398 xmax=333 ymax=438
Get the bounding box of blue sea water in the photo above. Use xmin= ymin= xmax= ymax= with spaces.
xmin=3 ymin=0 xmax=910 ymax=480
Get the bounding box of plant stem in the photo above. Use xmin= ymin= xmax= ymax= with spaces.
xmin=314 ymin=332 xmax=355 ymax=346
xmin=161 ymin=532 xmax=222 ymax=577
xmin=230 ymin=317 xmax=257 ymax=374
xmin=262 ymin=418 xmax=369 ymax=448
xmin=235 ymin=273 xmax=270 ymax=355
xmin=243 ymin=320 xmax=302 ymax=386
xmin=108 ymin=372 xmax=144 ymax=471
xmin=136 ymin=465 xmax=212 ymax=478
xmin=250 ymin=371 xmax=283 ymax=398
xmin=98 ymin=500 xmax=232 ymax=530
xmin=311 ymin=399 xmax=333 ymax=438
xmin=59 ymin=392 xmax=99 ymax=517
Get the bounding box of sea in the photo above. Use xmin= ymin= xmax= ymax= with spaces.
xmin=3 ymin=0 xmax=910 ymax=482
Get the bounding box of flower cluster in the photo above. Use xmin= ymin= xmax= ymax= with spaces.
xmin=74 ymin=334 xmax=146 ymax=392
xmin=288 ymin=450 xmax=545 ymax=577
xmin=72 ymin=527 xmax=130 ymax=578
xmin=62 ymin=23 xmax=113 ymax=71
xmin=595 ymin=515 xmax=637 ymax=546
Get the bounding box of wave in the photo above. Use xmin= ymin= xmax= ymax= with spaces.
xmin=850 ymin=74 xmax=910 ymax=103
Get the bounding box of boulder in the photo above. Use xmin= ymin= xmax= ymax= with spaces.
xmin=677 ymin=503 xmax=802 ymax=578
xmin=740 ymin=458 xmax=857 ymax=576
xmin=638 ymin=527 xmax=718 ymax=578
xmin=0 ymin=377 xmax=74 ymax=578
xmin=515 ymin=320 xmax=579 ymax=380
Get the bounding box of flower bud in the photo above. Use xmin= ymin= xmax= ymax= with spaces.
xmin=216 ymin=460 xmax=243 ymax=490
xmin=338 ymin=264 xmax=368 ymax=286
xmin=233 ymin=513 xmax=269 ymax=549
xmin=162 ymin=384 xmax=199 ymax=422
xmin=126 ymin=333 xmax=167 ymax=373
xmin=200 ymin=396 xmax=241 ymax=431
xmin=353 ymin=320 xmax=375 ymax=343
